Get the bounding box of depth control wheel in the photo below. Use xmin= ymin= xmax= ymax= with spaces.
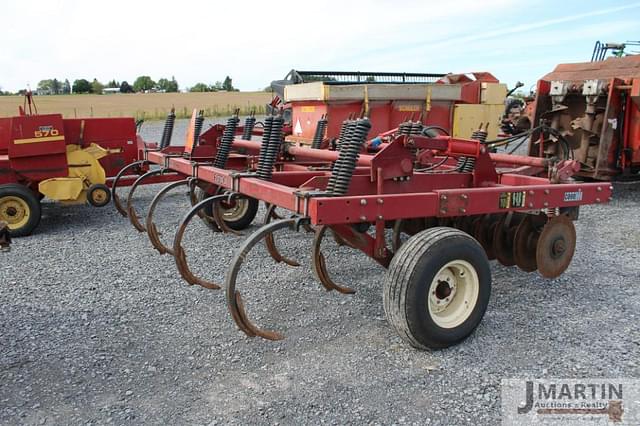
xmin=193 ymin=186 xmax=258 ymax=231
xmin=0 ymin=184 xmax=42 ymax=237
xmin=87 ymin=184 xmax=111 ymax=207
xmin=383 ymin=227 xmax=491 ymax=349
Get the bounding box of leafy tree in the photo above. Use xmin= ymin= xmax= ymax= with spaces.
xmin=37 ymin=79 xmax=53 ymax=94
xmin=119 ymin=81 xmax=133 ymax=93
xmin=189 ymin=83 xmax=212 ymax=92
xmin=51 ymin=78 xmax=61 ymax=94
xmin=63 ymin=79 xmax=71 ymax=94
xmin=157 ymin=76 xmax=179 ymax=92
xmin=212 ymin=81 xmax=223 ymax=91
xmin=91 ymin=79 xmax=104 ymax=94
xmin=133 ymin=75 xmax=155 ymax=92
xmin=222 ymin=76 xmax=237 ymax=91
xmin=106 ymin=79 xmax=119 ymax=88
xmin=72 ymin=79 xmax=92 ymax=94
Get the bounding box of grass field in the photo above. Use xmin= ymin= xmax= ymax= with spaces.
xmin=0 ymin=91 xmax=273 ymax=121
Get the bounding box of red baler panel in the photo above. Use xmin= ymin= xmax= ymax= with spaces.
xmin=292 ymin=100 xmax=455 ymax=142
xmin=63 ymin=117 xmax=138 ymax=178
xmin=630 ymin=106 xmax=640 ymax=165
xmin=9 ymin=114 xmax=68 ymax=181
xmin=0 ymin=117 xmax=11 ymax=154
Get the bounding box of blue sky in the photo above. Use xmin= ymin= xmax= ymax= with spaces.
xmin=1 ymin=0 xmax=639 ymax=93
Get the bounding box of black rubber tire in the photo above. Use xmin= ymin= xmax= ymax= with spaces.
xmin=87 ymin=184 xmax=112 ymax=207
xmin=0 ymin=184 xmax=42 ymax=237
xmin=383 ymin=227 xmax=491 ymax=350
xmin=194 ymin=186 xmax=258 ymax=231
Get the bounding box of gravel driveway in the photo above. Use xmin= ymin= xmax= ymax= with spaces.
xmin=1 ymin=170 xmax=638 ymax=425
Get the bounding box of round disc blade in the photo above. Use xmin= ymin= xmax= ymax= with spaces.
xmin=536 ymin=215 xmax=576 ymax=279
xmin=513 ymin=215 xmax=539 ymax=272
xmin=474 ymin=214 xmax=499 ymax=260
xmin=493 ymin=213 xmax=523 ymax=267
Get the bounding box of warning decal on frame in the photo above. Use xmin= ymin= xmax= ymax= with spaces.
xmin=499 ymin=191 xmax=526 ymax=209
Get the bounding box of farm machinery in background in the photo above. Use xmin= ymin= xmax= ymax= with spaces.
xmin=114 ymin=71 xmax=611 ymax=350
xmin=503 ymin=44 xmax=640 ymax=181
xmin=0 ymin=93 xmax=267 ymax=237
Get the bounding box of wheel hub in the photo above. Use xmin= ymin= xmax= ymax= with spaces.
xmin=0 ymin=196 xmax=29 ymax=228
xmin=551 ymin=238 xmax=565 ymax=257
xmin=92 ymin=189 xmax=107 ymax=203
xmin=427 ymin=260 xmax=478 ymax=327
xmin=221 ymin=198 xmax=249 ymax=222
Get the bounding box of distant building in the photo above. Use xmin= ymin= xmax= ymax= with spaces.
xmin=103 ymin=87 xmax=120 ymax=95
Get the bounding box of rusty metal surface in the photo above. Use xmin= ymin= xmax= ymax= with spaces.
xmin=263 ymin=204 xmax=300 ymax=267
xmin=145 ymin=179 xmax=190 ymax=255
xmin=311 ymin=226 xmax=356 ymax=294
xmin=541 ymin=55 xmax=640 ymax=82
xmin=225 ymin=218 xmax=300 ymax=340
xmin=111 ymin=160 xmax=148 ymax=217
xmin=536 ymin=214 xmax=576 ymax=279
xmin=172 ymin=194 xmax=233 ymax=290
xmin=126 ymin=169 xmax=166 ymax=233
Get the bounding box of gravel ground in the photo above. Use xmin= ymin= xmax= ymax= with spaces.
xmin=1 ymin=119 xmax=639 ymax=425
xmin=1 ymin=181 xmax=639 ymax=425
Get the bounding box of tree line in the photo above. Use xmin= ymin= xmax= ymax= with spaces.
xmin=0 ymin=75 xmax=239 ymax=96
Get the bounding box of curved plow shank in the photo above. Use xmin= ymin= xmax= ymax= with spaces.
xmin=112 ymin=160 xmax=148 ymax=217
xmin=172 ymin=194 xmax=235 ymax=290
xmin=146 ymin=179 xmax=190 ymax=255
xmin=311 ymin=226 xmax=356 ymax=294
xmin=127 ymin=169 xmax=164 ymax=232
xmin=263 ymin=204 xmax=300 ymax=267
xmin=225 ymin=218 xmax=300 ymax=340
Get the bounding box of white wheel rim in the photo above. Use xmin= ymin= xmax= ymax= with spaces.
xmin=427 ymin=259 xmax=479 ymax=329
xmin=221 ymin=199 xmax=249 ymax=222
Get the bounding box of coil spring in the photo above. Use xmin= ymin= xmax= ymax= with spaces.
xmin=311 ymin=115 xmax=328 ymax=149
xmin=159 ymin=108 xmax=176 ymax=149
xmin=399 ymin=120 xmax=424 ymax=158
xmin=327 ymin=118 xmax=371 ymax=196
xmin=336 ymin=116 xmax=355 ymax=151
xmin=213 ymin=113 xmax=240 ymax=168
xmin=257 ymin=115 xmax=274 ymax=174
xmin=456 ymin=128 xmax=488 ymax=172
xmin=242 ymin=113 xmax=256 ymax=141
xmin=193 ymin=110 xmax=205 ymax=147
xmin=327 ymin=119 xmax=357 ymax=192
xmin=257 ymin=115 xmax=284 ymax=181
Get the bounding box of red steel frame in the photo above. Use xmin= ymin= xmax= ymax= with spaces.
xmin=145 ymin=134 xmax=611 ymax=235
